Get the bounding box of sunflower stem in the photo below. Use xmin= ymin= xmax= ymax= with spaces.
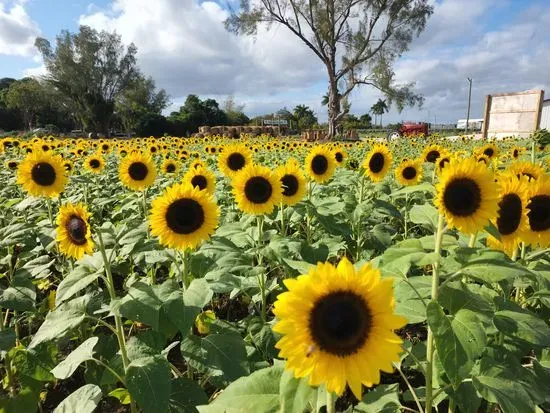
xmin=179 ymin=249 xmax=190 ymax=289
xmin=468 ymin=232 xmax=477 ymax=248
xmin=404 ymin=192 xmax=409 ymax=239
xmin=393 ymin=362 xmax=424 ymax=413
xmin=531 ymin=139 xmax=536 ymax=163
xmin=96 ymin=229 xmax=136 ymax=413
xmin=280 ymin=202 xmax=286 ymax=237
xmin=256 ymin=215 xmax=267 ymax=322
xmin=326 ymin=391 xmax=336 ymax=413
xmin=425 ymin=213 xmax=445 ymax=413
xmin=46 ymin=198 xmax=55 ymax=228
xmin=142 ymin=189 xmax=149 ymax=237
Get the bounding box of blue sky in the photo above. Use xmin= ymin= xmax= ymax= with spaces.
xmin=1 ymin=0 xmax=549 ymax=124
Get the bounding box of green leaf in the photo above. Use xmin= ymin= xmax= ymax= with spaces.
xmin=279 ymin=370 xmax=316 ymax=413
xmin=393 ymin=277 xmax=431 ymax=324
xmin=0 ymin=329 xmax=16 ymax=353
xmin=126 ymin=355 xmax=171 ymax=413
xmin=11 ymin=344 xmax=57 ymax=382
xmin=108 ymin=388 xmax=131 ymax=405
xmin=197 ymin=365 xmax=283 ymax=413
xmin=29 ymin=299 xmax=87 ymax=349
xmin=378 ymin=239 xmax=430 ymax=277
xmin=169 ymin=377 xmax=209 ymax=413
xmin=53 ymin=384 xmax=102 ymax=413
xmin=51 ymin=337 xmax=98 ymax=379
xmin=354 ymin=383 xmax=401 ymax=413
xmin=426 ymin=302 xmax=486 ymax=387
xmin=0 ymin=269 xmax=36 ymax=312
xmin=439 ymin=281 xmax=495 ymax=324
xmin=494 ymin=310 xmax=550 ymax=346
xmin=56 ymin=265 xmax=102 ymax=305
xmin=473 ymin=376 xmax=534 ymax=413
xmin=0 ymin=386 xmax=40 ymax=413
xmin=115 ymin=282 xmax=164 ymax=330
xmin=409 ymin=203 xmax=439 ymax=231
xmin=202 ymin=333 xmax=250 ymax=382
xmin=452 ymin=381 xmax=481 ymax=413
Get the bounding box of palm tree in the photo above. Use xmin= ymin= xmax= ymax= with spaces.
xmin=370 ymin=99 xmax=389 ymax=127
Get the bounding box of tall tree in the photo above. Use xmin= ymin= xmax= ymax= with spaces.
xmin=226 ymin=0 xmax=432 ymax=138
xmin=222 ymin=95 xmax=249 ymax=125
xmin=4 ymin=78 xmax=48 ymax=130
xmin=168 ymin=95 xmax=228 ymax=134
xmin=116 ymin=76 xmax=169 ymax=136
xmin=35 ymin=25 xmax=139 ymax=136
xmin=371 ymin=98 xmax=389 ymax=126
xmin=0 ymin=78 xmax=23 ymax=131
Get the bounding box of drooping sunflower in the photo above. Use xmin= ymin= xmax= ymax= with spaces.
xmin=492 ymin=175 xmax=529 ymax=251
xmin=422 ymin=144 xmax=444 ymax=163
xmin=436 ymin=155 xmax=452 ymax=175
xmin=395 ymin=159 xmax=423 ymax=186
xmin=17 ymin=150 xmax=67 ymax=198
xmin=362 ymin=144 xmax=392 ymax=182
xmin=434 ymin=157 xmax=500 ymax=234
xmin=56 ymin=203 xmax=94 ymax=260
xmin=162 ymin=159 xmax=179 ymax=175
xmin=276 ymin=159 xmax=307 ymax=206
xmin=273 ymin=258 xmax=406 ymax=399
xmin=506 ymin=161 xmax=544 ymax=182
xmin=217 ymin=144 xmax=253 ymax=177
xmin=523 ymin=176 xmax=550 ymax=247
xmin=232 ymin=164 xmax=282 ymax=215
xmin=183 ymin=166 xmax=216 ymax=194
xmin=119 ymin=152 xmax=157 ymax=191
xmin=149 ymin=183 xmax=219 ymax=250
xmin=305 ymin=146 xmax=337 ymax=183
xmin=84 ymin=154 xmax=106 ymax=174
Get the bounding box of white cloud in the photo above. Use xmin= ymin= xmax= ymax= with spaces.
xmin=0 ymin=1 xmax=40 ymax=56
xmin=22 ymin=64 xmax=46 ymax=77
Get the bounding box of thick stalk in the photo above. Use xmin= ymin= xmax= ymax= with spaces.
xmin=179 ymin=249 xmax=189 ymax=288
xmin=46 ymin=198 xmax=55 ymax=228
xmin=256 ymin=215 xmax=266 ymax=322
xmin=425 ymin=214 xmax=445 ymax=412
xmin=468 ymin=232 xmax=477 ymax=248
xmin=531 ymin=140 xmax=536 ymax=163
xmin=326 ymin=391 xmax=336 ymax=413
xmin=404 ymin=192 xmax=409 ymax=239
xmin=96 ymin=230 xmax=136 ymax=413
xmin=280 ymin=202 xmax=286 ymax=237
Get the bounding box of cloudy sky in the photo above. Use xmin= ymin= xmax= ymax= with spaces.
xmin=1 ymin=0 xmax=549 ymax=124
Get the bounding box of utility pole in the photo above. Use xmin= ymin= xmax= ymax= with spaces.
xmin=465 ymin=77 xmax=472 ymax=135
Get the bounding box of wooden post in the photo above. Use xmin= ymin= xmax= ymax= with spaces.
xmin=482 ymin=95 xmax=492 ymax=139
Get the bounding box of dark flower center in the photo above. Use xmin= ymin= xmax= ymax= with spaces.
xmin=89 ymin=159 xmax=100 ymax=169
xmin=227 ymin=153 xmax=245 ymax=171
xmin=42 ymin=145 xmax=49 ymax=151
xmin=166 ymin=163 xmax=176 ymax=173
xmin=309 ymin=291 xmax=371 ymax=356
xmin=102 ymin=144 xmax=109 ymax=151
xmin=439 ymin=157 xmax=450 ymax=169
xmin=443 ymin=177 xmax=481 ymax=217
xmin=31 ymin=162 xmax=56 ymax=186
xmin=244 ymin=176 xmax=273 ymax=204
xmin=335 ymin=152 xmax=343 ymax=163
xmin=402 ymin=166 xmax=417 ymax=180
xmin=369 ymin=153 xmax=385 ymax=173
xmin=513 ymin=149 xmax=519 ymax=158
xmin=281 ymin=174 xmax=299 ymax=196
xmin=165 ymin=198 xmax=205 ymax=234
xmin=8 ymin=161 xmax=17 ymax=169
xmin=311 ymin=155 xmax=328 ymax=175
xmin=426 ymin=150 xmax=440 ymax=163
xmin=64 ymin=163 xmax=72 ymax=171
xmin=128 ymin=162 xmax=148 ymax=181
xmin=518 ymin=172 xmax=535 ymax=181
xmin=191 ymin=175 xmax=208 ymax=190
xmin=527 ymin=195 xmax=550 ymax=232
xmin=497 ymin=193 xmax=522 ymax=235
xmin=484 ymin=148 xmax=494 ymax=157
xmin=66 ymin=215 xmax=87 ymax=245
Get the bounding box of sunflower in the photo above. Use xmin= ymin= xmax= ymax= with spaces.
xmin=305 ymin=146 xmax=337 ymax=183
xmin=183 ymin=166 xmax=216 ymax=194
xmin=333 ymin=148 xmax=348 ymax=166
xmin=511 ymin=146 xmax=524 ymax=160
xmin=162 ymin=159 xmax=179 ymax=175
xmin=422 ymin=144 xmax=444 ymax=163
xmin=523 ymin=176 xmax=550 ymax=247
xmin=119 ymin=152 xmax=157 ymax=191
xmin=63 ymin=160 xmax=73 ymax=173
xmin=436 ymin=155 xmax=452 ymax=174
xmin=273 ymin=258 xmax=406 ymax=399
xmin=218 ymin=144 xmax=253 ymax=177
xmin=477 ymin=143 xmax=499 ymax=160
xmin=362 ymin=144 xmax=392 ymax=182
xmin=395 ymin=159 xmax=423 ymax=186
xmin=492 ymin=175 xmax=529 ymax=250
xmin=232 ymin=164 xmax=282 ymax=215
xmin=506 ymin=161 xmax=544 ymax=182
xmin=17 ymin=151 xmax=67 ymax=198
xmin=150 ymin=183 xmax=219 ymax=250
xmin=434 ymin=157 xmax=500 ymax=234
xmin=5 ymin=160 xmax=18 ymax=170
xmin=276 ymin=159 xmax=307 ymax=206
xmin=56 ymin=203 xmax=94 ymax=259
xmin=84 ymin=154 xmax=106 ymax=174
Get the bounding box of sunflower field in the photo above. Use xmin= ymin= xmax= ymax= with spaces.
xmin=1 ymin=131 xmax=550 ymax=413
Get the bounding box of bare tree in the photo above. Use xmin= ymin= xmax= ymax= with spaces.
xmin=226 ymin=0 xmax=432 ymax=138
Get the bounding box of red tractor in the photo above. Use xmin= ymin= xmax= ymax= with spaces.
xmin=387 ymin=122 xmax=429 ymax=140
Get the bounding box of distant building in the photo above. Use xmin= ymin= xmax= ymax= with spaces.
xmin=456 ymin=118 xmax=484 ymax=130
xmin=540 ymin=99 xmax=550 ymax=130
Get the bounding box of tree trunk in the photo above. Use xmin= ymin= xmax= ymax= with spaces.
xmin=327 ymin=77 xmax=340 ymax=140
